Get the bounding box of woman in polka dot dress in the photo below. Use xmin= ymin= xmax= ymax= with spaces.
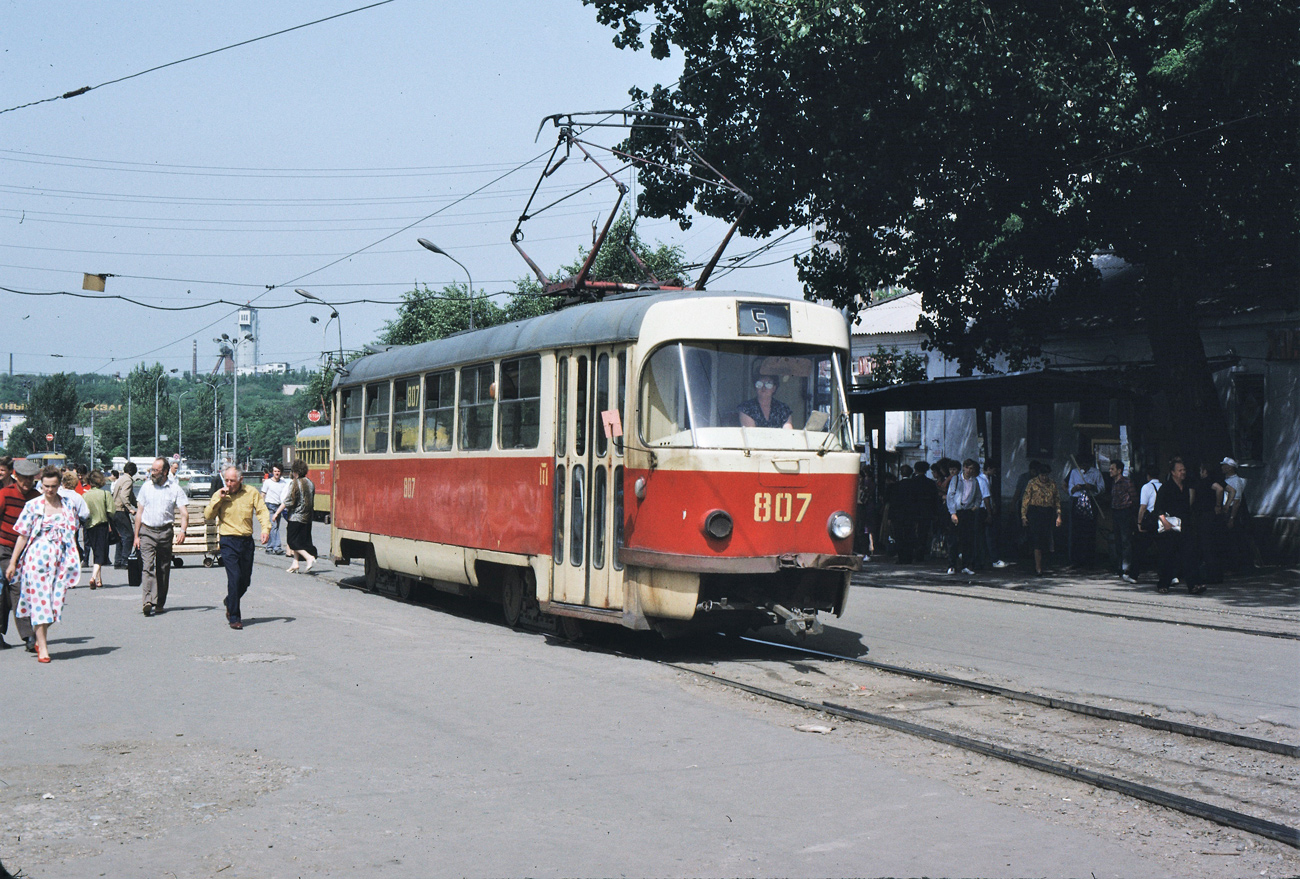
xmin=4 ymin=466 xmax=82 ymax=662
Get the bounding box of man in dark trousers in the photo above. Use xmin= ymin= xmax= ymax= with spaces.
xmin=0 ymin=459 xmax=40 ymax=650
xmin=1153 ymin=456 xmax=1202 ymax=594
xmin=204 ymin=466 xmax=271 ymax=629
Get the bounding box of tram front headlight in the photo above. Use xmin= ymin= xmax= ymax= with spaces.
xmin=703 ymin=509 xmax=734 ymax=540
xmin=828 ymin=511 xmax=854 ymax=541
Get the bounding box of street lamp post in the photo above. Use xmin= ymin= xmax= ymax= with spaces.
xmin=294 ymin=289 xmax=346 ymax=372
xmin=154 ymin=368 xmax=178 ymax=458
xmin=417 ymin=238 xmax=475 ymax=330
xmin=214 ymin=334 xmax=253 ymax=468
xmin=177 ymin=389 xmax=195 ymax=458
xmin=82 ymin=402 xmax=96 ymax=467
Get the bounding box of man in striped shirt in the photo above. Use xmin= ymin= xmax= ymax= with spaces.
xmin=0 ymin=459 xmax=40 ymax=649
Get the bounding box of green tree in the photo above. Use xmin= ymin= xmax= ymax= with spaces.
xmin=559 ymin=209 xmax=691 ymax=288
xmin=96 ymin=364 xmax=175 ymax=460
xmin=858 ymin=347 xmax=928 ymax=390
xmin=379 ymin=282 xmax=506 ymax=346
xmin=584 ymin=0 xmax=1298 ymax=461
xmin=19 ymin=373 xmax=83 ymax=460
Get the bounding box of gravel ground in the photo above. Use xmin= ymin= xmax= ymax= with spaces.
xmin=672 ymin=658 xmax=1300 ymax=879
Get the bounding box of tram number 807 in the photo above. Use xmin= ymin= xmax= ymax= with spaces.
xmin=753 ymin=492 xmax=812 ymax=523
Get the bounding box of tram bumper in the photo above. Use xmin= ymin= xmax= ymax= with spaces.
xmin=778 ymin=553 xmax=861 ymax=572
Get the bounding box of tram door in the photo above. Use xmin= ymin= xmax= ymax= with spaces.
xmin=551 ymin=347 xmax=626 ymax=609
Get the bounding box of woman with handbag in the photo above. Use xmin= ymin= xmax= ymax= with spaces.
xmin=4 ymin=467 xmax=83 ymax=662
xmin=82 ymin=470 xmax=114 ymax=589
xmin=281 ymin=460 xmax=317 ymax=574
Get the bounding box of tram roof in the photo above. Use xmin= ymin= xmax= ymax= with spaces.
xmin=335 ymin=289 xmax=785 ymax=388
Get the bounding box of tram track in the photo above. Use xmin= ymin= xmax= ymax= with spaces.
xmin=857 ymin=580 xmax=1300 ymax=641
xmin=738 ymin=634 xmax=1300 ymax=757
xmin=642 ymin=636 xmax=1300 ymax=850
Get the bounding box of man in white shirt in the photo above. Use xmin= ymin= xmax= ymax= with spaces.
xmin=260 ymin=465 xmax=288 ymax=555
xmin=133 ymin=457 xmax=188 ymax=616
xmin=1064 ymin=454 xmax=1106 ymax=567
xmin=1220 ymin=457 xmax=1249 ymax=570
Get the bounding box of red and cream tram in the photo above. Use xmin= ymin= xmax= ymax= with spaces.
xmin=329 ymin=290 xmax=860 ymax=636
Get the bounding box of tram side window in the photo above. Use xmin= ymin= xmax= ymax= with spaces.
xmin=423 ymin=370 xmax=455 ymax=452
xmin=364 ymin=383 xmax=390 ymax=454
xmin=616 ymin=351 xmax=626 ymax=458
xmin=393 ymin=377 xmax=420 ymax=453
xmin=640 ymin=346 xmax=685 ymax=444
xmin=498 ymin=355 xmax=540 ymax=449
xmin=339 ymin=388 xmax=362 ymax=454
xmin=596 ymin=353 xmax=609 ymax=457
xmin=459 ymin=363 xmax=495 ymax=451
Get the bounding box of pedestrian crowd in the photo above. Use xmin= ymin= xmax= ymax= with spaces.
xmin=867 ymin=453 xmax=1255 ymax=595
xmin=0 ymin=455 xmax=317 ymax=659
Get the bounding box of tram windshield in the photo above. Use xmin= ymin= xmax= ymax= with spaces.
xmin=639 ymin=342 xmax=854 ymax=451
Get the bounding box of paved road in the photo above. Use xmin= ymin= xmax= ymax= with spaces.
xmin=828 ymin=563 xmax=1300 ymax=733
xmin=3 ymin=551 xmax=1168 ymax=878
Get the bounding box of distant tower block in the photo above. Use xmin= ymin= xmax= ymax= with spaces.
xmin=237 ymin=307 xmax=260 ymax=374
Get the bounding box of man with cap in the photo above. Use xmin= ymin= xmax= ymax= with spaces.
xmin=0 ymin=459 xmax=41 ymax=649
xmin=1221 ymin=457 xmax=1249 ymax=571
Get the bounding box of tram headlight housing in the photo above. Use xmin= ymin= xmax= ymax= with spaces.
xmin=703 ymin=509 xmax=734 ymax=540
xmin=828 ymin=511 xmax=854 ymax=541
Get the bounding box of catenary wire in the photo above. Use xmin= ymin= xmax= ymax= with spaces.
xmin=0 ymin=0 xmax=400 ymax=116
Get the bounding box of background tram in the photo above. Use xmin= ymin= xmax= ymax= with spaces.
xmin=292 ymin=426 xmax=333 ymax=522
xmin=328 ymin=290 xmax=860 ymax=636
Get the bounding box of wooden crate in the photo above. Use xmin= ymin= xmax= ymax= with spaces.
xmin=172 ymin=500 xmax=218 ymax=567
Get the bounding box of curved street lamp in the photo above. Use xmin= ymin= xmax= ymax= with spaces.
xmin=214 ymin=334 xmax=253 ymax=468
xmin=295 ymin=289 xmax=346 ymax=374
xmin=417 ymin=238 xmax=475 ymax=330
xmin=82 ymin=402 xmax=97 ymax=468
xmin=154 ymin=368 xmax=178 ymax=458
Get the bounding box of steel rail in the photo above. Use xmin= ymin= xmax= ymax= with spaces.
xmin=858 ymin=581 xmax=1300 ymax=641
xmin=738 ymin=635 xmax=1300 ymax=758
xmin=670 ymin=662 xmax=1300 ymax=850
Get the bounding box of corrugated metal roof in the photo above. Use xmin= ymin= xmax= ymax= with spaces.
xmin=335 ymin=289 xmax=770 ymax=388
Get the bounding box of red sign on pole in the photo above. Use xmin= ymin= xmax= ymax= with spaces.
xmin=307 ymin=410 xmax=322 ymax=423
xmin=45 ymin=433 xmax=54 ymax=442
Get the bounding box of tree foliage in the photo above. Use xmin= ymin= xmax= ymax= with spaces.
xmin=12 ymin=373 xmax=84 ymax=460
xmin=585 ymin=0 xmax=1298 ymax=458
xmin=379 ymin=219 xmax=689 ymax=350
xmin=560 ymin=209 xmax=690 ymax=287
xmin=857 ymin=346 xmax=928 ymax=390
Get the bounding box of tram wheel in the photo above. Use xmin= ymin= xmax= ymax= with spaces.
xmin=558 ymin=615 xmax=584 ymax=642
xmin=501 ymin=570 xmax=525 ymax=628
xmin=396 ymin=575 xmax=412 ymax=601
xmin=364 ymin=550 xmax=379 ymax=593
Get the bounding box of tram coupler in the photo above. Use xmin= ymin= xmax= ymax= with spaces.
xmin=771 ymin=604 xmax=823 ymax=638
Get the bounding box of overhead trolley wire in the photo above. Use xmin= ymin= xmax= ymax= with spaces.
xmin=0 ymin=0 xmax=400 ymax=116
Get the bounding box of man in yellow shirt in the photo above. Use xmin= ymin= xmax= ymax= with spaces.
xmin=204 ymin=466 xmax=271 ymax=629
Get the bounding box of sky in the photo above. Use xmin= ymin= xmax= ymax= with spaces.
xmin=0 ymin=0 xmax=807 ymax=379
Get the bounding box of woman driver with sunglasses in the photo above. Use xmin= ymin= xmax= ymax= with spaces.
xmin=737 ymin=375 xmax=794 ymax=429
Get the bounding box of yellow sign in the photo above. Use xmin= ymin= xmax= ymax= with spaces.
xmin=753 ymin=492 xmax=812 ymax=523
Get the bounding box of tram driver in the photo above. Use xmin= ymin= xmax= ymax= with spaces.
xmin=737 ymin=363 xmax=794 ymax=430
